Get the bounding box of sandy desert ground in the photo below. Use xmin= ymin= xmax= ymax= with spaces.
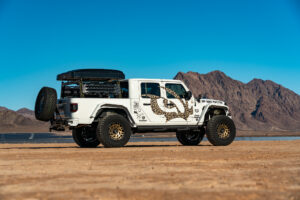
xmin=0 ymin=140 xmax=299 ymax=200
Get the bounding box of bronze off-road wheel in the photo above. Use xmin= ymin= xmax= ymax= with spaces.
xmin=97 ymin=113 xmax=132 ymax=148
xmin=206 ymin=115 xmax=236 ymax=146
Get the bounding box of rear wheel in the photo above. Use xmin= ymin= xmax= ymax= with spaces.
xmin=97 ymin=113 xmax=132 ymax=148
xmin=72 ymin=126 xmax=100 ymax=148
xmin=176 ymin=128 xmax=205 ymax=146
xmin=206 ymin=115 xmax=236 ymax=146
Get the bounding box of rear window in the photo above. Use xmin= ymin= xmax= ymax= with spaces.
xmin=141 ymin=83 xmax=161 ymax=98
xmin=120 ymin=81 xmax=129 ymax=98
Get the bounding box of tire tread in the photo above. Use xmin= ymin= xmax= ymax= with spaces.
xmin=97 ymin=113 xmax=131 ymax=148
xmin=35 ymin=87 xmax=57 ymax=121
xmin=72 ymin=127 xmax=100 ymax=148
xmin=206 ymin=115 xmax=236 ymax=146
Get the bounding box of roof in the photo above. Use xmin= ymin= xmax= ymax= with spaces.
xmin=128 ymin=78 xmax=182 ymax=83
xmin=57 ymin=69 xmax=125 ymax=81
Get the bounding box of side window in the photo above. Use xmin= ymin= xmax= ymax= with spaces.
xmin=120 ymin=81 xmax=129 ymax=98
xmin=165 ymin=84 xmax=186 ymax=98
xmin=141 ymin=83 xmax=161 ymax=98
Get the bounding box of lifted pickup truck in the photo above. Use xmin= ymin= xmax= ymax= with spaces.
xmin=35 ymin=69 xmax=236 ymax=148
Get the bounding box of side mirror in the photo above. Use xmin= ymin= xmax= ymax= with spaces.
xmin=185 ymin=91 xmax=192 ymax=100
xmin=197 ymin=94 xmax=202 ymax=102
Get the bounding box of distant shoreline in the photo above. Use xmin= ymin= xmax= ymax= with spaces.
xmin=1 ymin=133 xmax=300 ymax=144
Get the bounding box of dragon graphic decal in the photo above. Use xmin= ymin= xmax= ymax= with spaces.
xmin=142 ymin=86 xmax=193 ymax=122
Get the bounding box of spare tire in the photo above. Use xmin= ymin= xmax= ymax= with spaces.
xmin=35 ymin=87 xmax=57 ymax=122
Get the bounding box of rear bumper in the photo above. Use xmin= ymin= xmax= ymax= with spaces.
xmin=49 ymin=100 xmax=72 ymax=131
xmin=50 ymin=118 xmax=80 ymax=131
xmin=50 ymin=119 xmax=67 ymax=132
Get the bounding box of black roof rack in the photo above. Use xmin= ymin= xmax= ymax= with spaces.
xmin=57 ymin=69 xmax=125 ymax=81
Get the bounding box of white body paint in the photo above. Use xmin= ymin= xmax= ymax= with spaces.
xmin=57 ymin=79 xmax=229 ymax=128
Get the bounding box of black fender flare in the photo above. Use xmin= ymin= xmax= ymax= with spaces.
xmin=94 ymin=104 xmax=136 ymax=127
xmin=198 ymin=105 xmax=229 ymax=125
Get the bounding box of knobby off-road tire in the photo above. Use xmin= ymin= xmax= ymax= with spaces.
xmin=206 ymin=115 xmax=236 ymax=146
xmin=97 ymin=113 xmax=132 ymax=148
xmin=72 ymin=127 xmax=100 ymax=148
xmin=176 ymin=128 xmax=205 ymax=146
xmin=35 ymin=87 xmax=57 ymax=121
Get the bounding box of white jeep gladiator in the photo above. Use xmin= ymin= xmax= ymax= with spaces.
xmin=35 ymin=69 xmax=236 ymax=147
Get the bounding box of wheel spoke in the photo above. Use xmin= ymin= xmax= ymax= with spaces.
xmin=217 ymin=123 xmax=230 ymax=139
xmin=109 ymin=123 xmax=125 ymax=140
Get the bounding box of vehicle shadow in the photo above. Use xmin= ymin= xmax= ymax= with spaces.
xmin=125 ymin=144 xmax=211 ymax=148
xmin=0 ymin=146 xmax=78 ymax=150
xmin=0 ymin=144 xmax=211 ymax=150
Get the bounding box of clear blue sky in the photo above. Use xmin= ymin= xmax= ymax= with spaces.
xmin=0 ymin=0 xmax=300 ymax=110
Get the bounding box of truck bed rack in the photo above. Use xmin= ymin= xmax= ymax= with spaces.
xmin=57 ymin=69 xmax=125 ymax=81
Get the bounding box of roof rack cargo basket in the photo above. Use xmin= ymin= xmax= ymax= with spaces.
xmin=57 ymin=69 xmax=125 ymax=81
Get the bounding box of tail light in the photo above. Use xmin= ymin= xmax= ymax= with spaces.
xmin=70 ymin=103 xmax=78 ymax=112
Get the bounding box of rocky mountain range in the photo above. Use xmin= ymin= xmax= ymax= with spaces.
xmin=175 ymin=71 xmax=300 ymax=131
xmin=0 ymin=107 xmax=48 ymax=133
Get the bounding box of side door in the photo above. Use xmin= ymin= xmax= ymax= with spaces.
xmin=138 ymin=81 xmax=166 ymax=125
xmin=161 ymin=82 xmax=194 ymax=125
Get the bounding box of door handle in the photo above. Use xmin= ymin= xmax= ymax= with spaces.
xmin=143 ymin=103 xmax=151 ymax=106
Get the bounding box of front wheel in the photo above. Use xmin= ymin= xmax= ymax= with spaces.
xmin=176 ymin=128 xmax=205 ymax=146
xmin=206 ymin=115 xmax=236 ymax=146
xmin=72 ymin=126 xmax=100 ymax=148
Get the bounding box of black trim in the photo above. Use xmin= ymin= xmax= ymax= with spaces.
xmin=95 ymin=104 xmax=135 ymax=126
xmin=134 ymin=125 xmax=200 ymax=133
